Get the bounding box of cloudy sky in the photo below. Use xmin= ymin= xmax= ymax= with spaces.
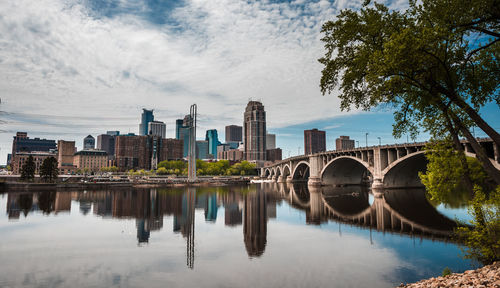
xmin=0 ymin=0 xmax=497 ymax=163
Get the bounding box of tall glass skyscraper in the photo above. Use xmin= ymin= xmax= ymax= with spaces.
xmin=139 ymin=109 xmax=154 ymax=136
xmin=205 ymin=129 xmax=220 ymax=159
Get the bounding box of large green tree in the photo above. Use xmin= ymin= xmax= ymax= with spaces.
xmin=319 ymin=0 xmax=500 ymax=184
xmin=40 ymin=157 xmax=59 ymax=183
xmin=20 ymin=155 xmax=35 ymax=182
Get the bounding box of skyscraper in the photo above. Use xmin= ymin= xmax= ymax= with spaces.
xmin=205 ymin=129 xmax=220 ymax=159
xmin=225 ymin=125 xmax=242 ymax=142
xmin=83 ymin=135 xmax=95 ymax=149
xmin=175 ymin=119 xmax=184 ymax=139
xmin=304 ymin=129 xmax=326 ymax=155
xmin=139 ymin=109 xmax=154 ymax=136
xmin=244 ymin=101 xmax=266 ymax=161
xmin=97 ymin=133 xmax=117 ymax=160
xmin=148 ymin=121 xmax=166 ymax=138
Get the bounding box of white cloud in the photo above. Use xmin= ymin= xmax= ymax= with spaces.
xmin=0 ymin=0 xmax=411 ymax=161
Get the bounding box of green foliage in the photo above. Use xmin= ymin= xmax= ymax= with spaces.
xmin=456 ymin=186 xmax=500 ymax=265
xmin=100 ymin=166 xmax=118 ymax=173
xmin=20 ymin=155 xmax=35 ymax=182
xmin=39 ymin=157 xmax=59 ymax=183
xmin=442 ymin=267 xmax=452 ymax=277
xmin=154 ymin=160 xmax=256 ymax=176
xmin=420 ymin=139 xmax=487 ymax=205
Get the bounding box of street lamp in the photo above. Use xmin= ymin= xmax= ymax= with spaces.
xmin=377 ymin=137 xmax=381 ymax=146
xmin=365 ymin=133 xmax=369 ymax=147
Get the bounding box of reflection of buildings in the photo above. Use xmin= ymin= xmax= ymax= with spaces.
xmin=244 ymin=185 xmax=268 ymax=257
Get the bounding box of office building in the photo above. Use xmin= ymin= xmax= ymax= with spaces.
xmin=266 ymin=148 xmax=282 ymax=162
xmin=196 ymin=141 xmax=209 ymax=159
xmin=83 ymin=135 xmax=95 ymax=150
xmin=175 ymin=119 xmax=184 ymax=140
xmin=205 ymin=129 xmax=220 ymax=159
xmin=225 ymin=125 xmax=242 ymax=142
xmin=97 ymin=133 xmax=117 ymax=160
xmin=244 ymin=101 xmax=266 ymax=161
xmin=73 ymin=150 xmax=108 ymax=172
xmin=114 ymin=135 xmax=183 ymax=171
xmin=139 ymin=109 xmax=154 ymax=136
xmin=336 ymin=136 xmax=355 ymax=150
xmin=304 ymin=129 xmax=326 ymax=155
xmin=148 ymin=121 xmax=166 ymax=138
xmin=11 ymin=132 xmax=56 ymax=160
xmin=11 ymin=151 xmax=57 ymax=175
xmin=57 ymin=140 xmax=76 ymax=174
xmin=266 ymin=133 xmax=276 ymax=150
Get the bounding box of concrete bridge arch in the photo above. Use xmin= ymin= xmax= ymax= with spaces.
xmin=381 ymin=151 xmax=427 ymax=188
xmin=291 ymin=161 xmax=310 ymax=181
xmin=320 ymin=156 xmax=373 ymax=186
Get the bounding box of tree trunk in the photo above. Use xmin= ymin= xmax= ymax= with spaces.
xmin=452 ymin=115 xmax=500 ymax=185
xmin=448 ymin=93 xmax=500 ymax=146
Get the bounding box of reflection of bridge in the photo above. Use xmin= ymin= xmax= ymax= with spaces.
xmin=261 ymin=139 xmax=499 ymax=189
xmin=266 ymin=182 xmax=458 ymax=239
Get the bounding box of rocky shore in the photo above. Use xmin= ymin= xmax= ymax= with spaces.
xmin=398 ymin=262 xmax=500 ymax=287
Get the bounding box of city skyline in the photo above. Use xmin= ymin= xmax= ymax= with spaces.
xmin=0 ymin=0 xmax=497 ymax=164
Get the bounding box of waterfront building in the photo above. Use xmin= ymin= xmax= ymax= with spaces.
xmin=266 ymin=148 xmax=282 ymax=163
xmin=139 ymin=109 xmax=154 ymax=136
xmin=11 ymin=132 xmax=57 ymax=160
xmin=114 ymin=135 xmax=182 ymax=171
xmin=244 ymin=101 xmax=266 ymax=161
xmin=57 ymin=140 xmax=76 ymax=174
xmin=304 ymin=129 xmax=326 ymax=155
xmin=218 ymin=149 xmax=244 ymax=162
xmin=266 ymin=133 xmax=276 ymax=150
xmin=205 ymin=129 xmax=220 ymax=159
xmin=225 ymin=125 xmax=242 ymax=142
xmin=83 ymin=135 xmax=95 ymax=150
xmin=196 ymin=141 xmax=209 ymax=159
xmin=148 ymin=121 xmax=166 ymax=138
xmin=11 ymin=151 xmax=57 ymax=175
xmin=336 ymin=135 xmax=355 ymax=150
xmin=73 ymin=150 xmax=108 ymax=172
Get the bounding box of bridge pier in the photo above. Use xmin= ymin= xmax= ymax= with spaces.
xmin=307 ymin=155 xmax=322 ymax=187
xmin=277 ymin=176 xmax=285 ymax=183
xmin=286 ymin=176 xmax=293 ymax=183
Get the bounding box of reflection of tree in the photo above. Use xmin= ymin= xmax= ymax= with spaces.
xmin=18 ymin=194 xmax=33 ymax=217
xmin=37 ymin=191 xmax=57 ymax=214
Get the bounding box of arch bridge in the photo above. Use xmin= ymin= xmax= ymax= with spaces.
xmin=261 ymin=139 xmax=499 ymax=189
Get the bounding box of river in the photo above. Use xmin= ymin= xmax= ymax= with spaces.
xmin=0 ymin=183 xmax=474 ymax=288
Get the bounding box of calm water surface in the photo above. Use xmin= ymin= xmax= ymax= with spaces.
xmin=0 ymin=183 xmax=474 ymax=288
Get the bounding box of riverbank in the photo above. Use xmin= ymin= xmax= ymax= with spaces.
xmin=0 ymin=176 xmax=251 ymax=192
xmin=398 ymin=262 xmax=500 ymax=287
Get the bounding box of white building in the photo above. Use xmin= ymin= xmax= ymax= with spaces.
xmin=148 ymin=121 xmax=166 ymax=138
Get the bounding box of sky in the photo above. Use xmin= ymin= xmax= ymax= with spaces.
xmin=0 ymin=0 xmax=498 ymax=164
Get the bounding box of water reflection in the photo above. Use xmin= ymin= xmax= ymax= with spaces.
xmin=4 ymin=183 xmax=459 ymax=262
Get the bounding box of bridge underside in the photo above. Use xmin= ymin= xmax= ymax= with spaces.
xmin=383 ymin=153 xmax=428 ymax=188
xmin=321 ymin=158 xmax=371 ymax=186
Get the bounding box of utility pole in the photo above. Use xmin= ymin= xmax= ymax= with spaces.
xmin=377 ymin=137 xmax=381 ymax=146
xmin=188 ymin=104 xmax=197 ymax=181
xmin=365 ymin=133 xmax=368 ymax=147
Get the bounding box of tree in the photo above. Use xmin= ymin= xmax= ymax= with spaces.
xmin=319 ymin=0 xmax=500 ymax=184
xmin=40 ymin=157 xmax=59 ymax=182
xmin=20 ymin=155 xmax=35 ymax=182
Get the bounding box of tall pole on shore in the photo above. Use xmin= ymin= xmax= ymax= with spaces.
xmin=365 ymin=132 xmax=368 ymax=147
xmin=188 ymin=104 xmax=197 ymax=181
